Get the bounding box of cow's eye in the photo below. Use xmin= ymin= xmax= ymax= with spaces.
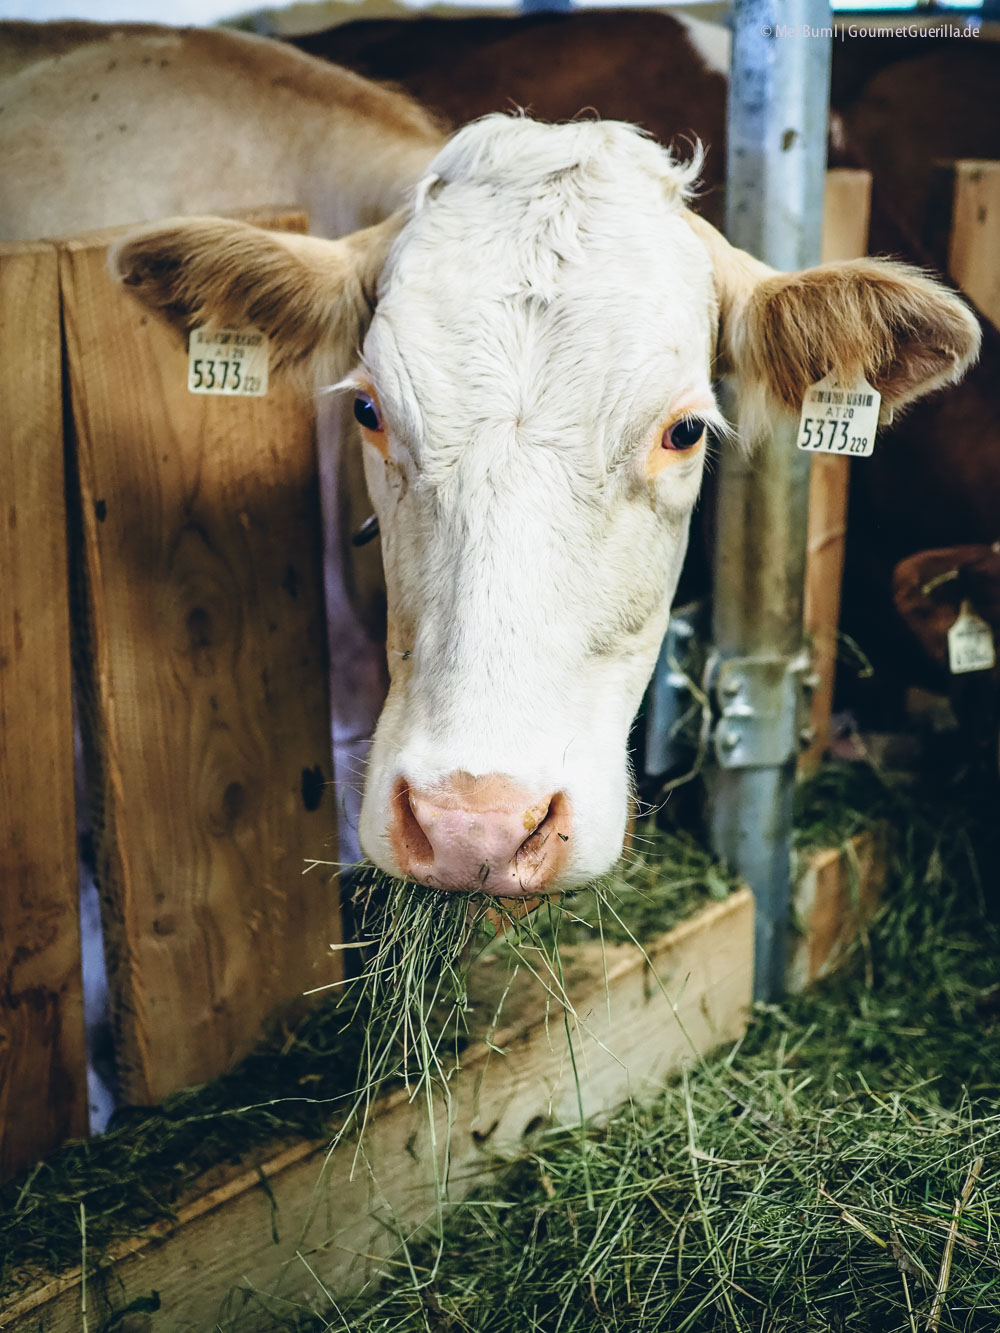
xmin=663 ymin=417 xmax=705 ymax=451
xmin=353 ymin=393 xmax=383 ymax=432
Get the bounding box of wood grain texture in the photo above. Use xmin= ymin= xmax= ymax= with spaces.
xmin=2 ymin=890 xmax=754 ymax=1332
xmin=800 ymin=169 xmax=872 ymax=776
xmin=787 ymin=831 xmax=887 ymax=992
xmin=59 ymin=214 xmax=341 ymax=1106
xmin=0 ymin=242 xmax=88 ymax=1181
xmin=948 ymin=160 xmax=1000 ymax=332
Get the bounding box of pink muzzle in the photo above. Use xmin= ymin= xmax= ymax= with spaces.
xmin=389 ymin=772 xmax=572 ymax=895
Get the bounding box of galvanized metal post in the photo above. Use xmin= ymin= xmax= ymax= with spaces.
xmin=708 ymin=1 xmax=832 ymax=1000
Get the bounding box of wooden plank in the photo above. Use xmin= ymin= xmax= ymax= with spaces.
xmin=0 ymin=242 xmax=88 ymax=1181
xmin=820 ymin=168 xmax=872 ymax=266
xmin=787 ymin=831 xmax=887 ymax=991
xmin=799 ymin=169 xmax=873 ymax=776
xmin=58 ymin=212 xmax=342 ymax=1106
xmin=947 ymin=161 xmax=1000 ymax=332
xmin=1 ymin=889 xmax=754 ymax=1331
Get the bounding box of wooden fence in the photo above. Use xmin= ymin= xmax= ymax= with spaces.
xmin=1 ymin=211 xmax=342 ymax=1182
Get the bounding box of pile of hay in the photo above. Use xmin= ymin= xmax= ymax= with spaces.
xmin=0 ymin=822 xmax=733 ymax=1306
xmin=328 ymin=769 xmax=1000 ymax=1332
xmin=4 ymin=763 xmax=997 ymax=1333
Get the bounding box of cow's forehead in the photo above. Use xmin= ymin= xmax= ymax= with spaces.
xmin=365 ymin=117 xmax=717 ymax=455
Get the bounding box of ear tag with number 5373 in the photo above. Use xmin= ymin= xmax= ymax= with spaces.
xmin=797 ymin=374 xmax=881 ymax=457
xmin=188 ymin=326 xmax=269 ymax=397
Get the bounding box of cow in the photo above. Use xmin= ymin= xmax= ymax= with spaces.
xmin=294 ymin=11 xmax=1000 ymax=740
xmin=109 ymin=113 xmax=980 ymax=894
xmin=892 ymin=544 xmax=1000 ymax=780
xmin=0 ymin=18 xmax=984 ymax=891
xmin=0 ymin=21 xmax=443 ymax=242
xmin=9 ymin=14 xmax=998 ymax=791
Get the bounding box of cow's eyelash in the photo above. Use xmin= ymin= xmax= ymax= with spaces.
xmin=315 ymin=374 xmax=368 ymax=399
xmin=661 ymin=408 xmax=731 ymax=447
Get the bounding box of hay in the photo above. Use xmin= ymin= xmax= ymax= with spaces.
xmin=324 ymin=767 xmax=1000 ymax=1333
xmin=302 ymin=828 xmax=743 ymax=1199
xmin=347 ymin=1084 xmax=1000 ymax=1332
xmin=0 ymin=820 xmax=731 ymax=1307
xmin=5 ymin=761 xmax=996 ymax=1333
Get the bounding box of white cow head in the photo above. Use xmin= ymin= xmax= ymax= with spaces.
xmin=114 ymin=115 xmax=980 ymax=897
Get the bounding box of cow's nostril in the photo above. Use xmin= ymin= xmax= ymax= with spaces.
xmin=515 ymin=790 xmax=571 ymax=871
xmin=393 ymin=778 xmax=434 ymax=870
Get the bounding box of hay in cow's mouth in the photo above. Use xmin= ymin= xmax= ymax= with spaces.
xmin=321 ymin=825 xmax=744 ymax=1167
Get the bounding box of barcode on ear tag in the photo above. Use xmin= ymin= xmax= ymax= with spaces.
xmin=188 ymin=327 xmax=269 ymax=396
xmin=796 ymin=374 xmax=881 ymax=457
xmin=948 ymin=600 xmax=996 ymax=674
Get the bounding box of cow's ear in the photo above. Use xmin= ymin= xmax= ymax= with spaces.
xmin=110 ymin=212 xmax=403 ymax=384
xmin=686 ymin=213 xmax=981 ymax=444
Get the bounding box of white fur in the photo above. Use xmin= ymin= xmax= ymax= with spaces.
xmin=356 ymin=117 xmax=718 ymax=887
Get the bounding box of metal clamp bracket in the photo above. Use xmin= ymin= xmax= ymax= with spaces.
xmin=707 ymin=649 xmax=813 ymax=769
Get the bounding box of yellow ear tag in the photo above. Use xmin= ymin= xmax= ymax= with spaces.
xmin=948 ymin=600 xmax=997 ymax=675
xmin=796 ymin=374 xmax=881 ymax=457
xmin=188 ymin=327 xmax=269 ymax=397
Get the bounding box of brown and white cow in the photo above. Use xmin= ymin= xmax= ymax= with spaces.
xmin=0 ymin=21 xmax=442 ymax=241
xmin=0 ymin=20 xmax=983 ymax=892
xmin=893 ymin=543 xmax=1000 ymax=778
xmin=110 ymin=114 xmax=979 ymax=894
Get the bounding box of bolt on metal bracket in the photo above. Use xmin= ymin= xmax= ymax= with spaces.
xmin=707 ymin=649 xmax=812 ymax=769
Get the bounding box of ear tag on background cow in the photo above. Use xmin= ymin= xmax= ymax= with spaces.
xmin=796 ymin=374 xmax=881 ymax=457
xmin=947 ymin=600 xmax=997 ymax=674
xmin=187 ymin=326 xmax=269 ymax=397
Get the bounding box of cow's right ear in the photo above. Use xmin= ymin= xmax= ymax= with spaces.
xmin=110 ymin=212 xmax=404 ymax=384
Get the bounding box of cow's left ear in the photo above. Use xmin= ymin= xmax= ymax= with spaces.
xmin=686 ymin=213 xmax=981 ymax=444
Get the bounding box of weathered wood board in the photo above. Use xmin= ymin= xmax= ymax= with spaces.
xmin=58 ymin=213 xmax=342 ymax=1106
xmin=945 ymin=160 xmax=1000 ymax=332
xmin=1 ymin=889 xmax=754 ymax=1332
xmin=800 ymin=168 xmax=872 ymax=776
xmin=0 ymin=242 xmax=88 ymax=1182
xmin=787 ymin=830 xmax=887 ymax=991
xmin=925 ymin=159 xmax=1000 ymax=331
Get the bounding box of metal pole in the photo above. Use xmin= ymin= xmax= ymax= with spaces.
xmin=708 ymin=1 xmax=832 ymax=1000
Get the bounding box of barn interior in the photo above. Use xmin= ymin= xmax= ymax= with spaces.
xmin=1 ymin=2 xmax=999 ymax=1330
